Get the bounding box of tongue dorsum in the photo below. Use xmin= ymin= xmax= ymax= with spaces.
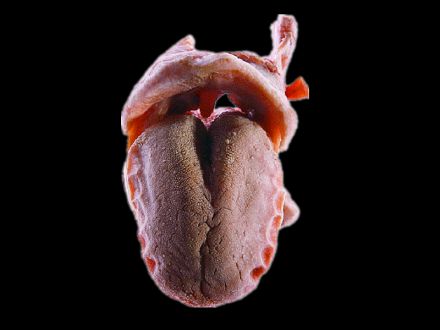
xmin=122 ymin=14 xmax=308 ymax=153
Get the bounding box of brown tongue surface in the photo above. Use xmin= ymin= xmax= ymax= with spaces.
xmin=124 ymin=113 xmax=284 ymax=307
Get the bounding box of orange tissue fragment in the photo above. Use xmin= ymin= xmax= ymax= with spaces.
xmin=251 ymin=266 xmax=265 ymax=280
xmin=199 ymin=89 xmax=219 ymax=118
xmin=270 ymin=215 xmax=283 ymax=243
xmin=285 ymin=76 xmax=309 ymax=101
xmin=146 ymin=257 xmax=156 ymax=272
xmin=263 ymin=246 xmax=274 ymax=267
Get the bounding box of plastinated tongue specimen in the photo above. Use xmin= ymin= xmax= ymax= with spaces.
xmin=122 ymin=14 xmax=309 ymax=307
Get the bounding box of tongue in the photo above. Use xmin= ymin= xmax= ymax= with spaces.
xmin=124 ymin=112 xmax=286 ymax=307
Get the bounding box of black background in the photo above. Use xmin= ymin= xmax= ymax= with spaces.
xmin=14 ymin=4 xmax=408 ymax=325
